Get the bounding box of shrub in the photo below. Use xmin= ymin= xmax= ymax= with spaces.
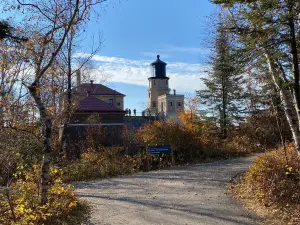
xmin=0 ymin=165 xmax=89 ymax=225
xmin=0 ymin=127 xmax=42 ymax=186
xmin=62 ymin=147 xmax=143 ymax=182
xmin=137 ymin=118 xmax=247 ymax=163
xmin=235 ymin=112 xmax=291 ymax=150
xmin=240 ymin=145 xmax=300 ymax=222
xmin=121 ymin=127 xmax=143 ymax=155
xmin=137 ymin=120 xmax=202 ymax=163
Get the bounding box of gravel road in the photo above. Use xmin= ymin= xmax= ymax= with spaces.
xmin=75 ymin=156 xmax=261 ymax=225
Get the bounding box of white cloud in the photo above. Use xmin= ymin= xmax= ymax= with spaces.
xmin=75 ymin=54 xmax=208 ymax=92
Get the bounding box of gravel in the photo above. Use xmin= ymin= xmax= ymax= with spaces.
xmin=75 ymin=156 xmax=262 ymax=225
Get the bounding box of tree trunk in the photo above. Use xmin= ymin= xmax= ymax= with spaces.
xmin=60 ymin=71 xmax=72 ymax=158
xmin=288 ymin=7 xmax=300 ymax=130
xmin=60 ymin=33 xmax=73 ymax=158
xmin=28 ymin=83 xmax=52 ymax=205
xmin=266 ymin=53 xmax=300 ymax=156
xmin=221 ymin=71 xmax=228 ymax=139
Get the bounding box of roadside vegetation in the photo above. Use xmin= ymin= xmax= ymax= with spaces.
xmin=210 ymin=0 xmax=300 ymax=223
xmin=230 ymin=146 xmax=300 ymax=224
xmin=61 ymin=109 xmax=284 ymax=183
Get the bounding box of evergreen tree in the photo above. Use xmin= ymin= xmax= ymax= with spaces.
xmin=211 ymin=0 xmax=300 ymax=155
xmin=197 ymin=16 xmax=245 ymax=138
xmin=0 ymin=20 xmax=11 ymax=40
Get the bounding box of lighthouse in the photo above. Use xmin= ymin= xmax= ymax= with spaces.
xmin=146 ymin=55 xmax=184 ymax=118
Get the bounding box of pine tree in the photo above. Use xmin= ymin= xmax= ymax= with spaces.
xmin=197 ymin=16 xmax=245 ymax=138
xmin=211 ymin=0 xmax=300 ymax=155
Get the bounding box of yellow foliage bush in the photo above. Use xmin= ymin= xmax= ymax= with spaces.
xmin=63 ymin=147 xmax=143 ymax=182
xmin=0 ymin=165 xmax=89 ymax=225
xmin=241 ymin=145 xmax=300 ymax=222
xmin=138 ymin=120 xmax=204 ymax=163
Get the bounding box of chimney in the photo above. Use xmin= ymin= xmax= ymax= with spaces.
xmin=113 ymin=89 xmax=116 ymax=106
xmin=89 ymin=80 xmax=94 ymax=94
xmin=76 ymin=70 xmax=81 ymax=86
xmin=173 ymin=89 xmax=176 ymax=95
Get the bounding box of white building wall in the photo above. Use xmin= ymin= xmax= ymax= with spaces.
xmin=157 ymin=94 xmax=184 ymax=119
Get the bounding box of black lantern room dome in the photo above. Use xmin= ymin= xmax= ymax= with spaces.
xmin=151 ymin=55 xmax=167 ymax=66
xmin=150 ymin=55 xmax=168 ymax=79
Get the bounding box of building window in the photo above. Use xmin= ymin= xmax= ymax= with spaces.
xmin=178 ymin=102 xmax=181 ymax=107
xmin=161 ymin=102 xmax=164 ymax=112
xmin=154 ymin=80 xmax=156 ymax=86
xmin=108 ymin=99 xmax=114 ymax=105
xmin=149 ymin=92 xmax=150 ymax=98
xmin=117 ymin=102 xmax=121 ymax=106
xmin=170 ymin=101 xmax=173 ymax=106
xmin=152 ymin=65 xmax=155 ymax=76
xmin=152 ymin=101 xmax=156 ymax=107
xmin=166 ymin=80 xmax=168 ymax=85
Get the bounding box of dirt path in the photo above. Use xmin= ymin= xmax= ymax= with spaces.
xmin=75 ymin=156 xmax=261 ymax=225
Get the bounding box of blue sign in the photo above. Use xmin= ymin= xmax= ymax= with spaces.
xmin=148 ymin=145 xmax=171 ymax=154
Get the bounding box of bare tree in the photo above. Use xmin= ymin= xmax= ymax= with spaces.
xmin=2 ymin=0 xmax=107 ymax=205
xmin=58 ymin=25 xmax=104 ymax=157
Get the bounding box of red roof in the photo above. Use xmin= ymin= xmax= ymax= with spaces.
xmin=76 ymin=95 xmax=125 ymax=113
xmin=76 ymin=83 xmax=125 ymax=96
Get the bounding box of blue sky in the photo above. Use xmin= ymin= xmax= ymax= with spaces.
xmin=3 ymin=0 xmax=216 ymax=115
xmin=81 ymin=0 xmax=217 ymax=114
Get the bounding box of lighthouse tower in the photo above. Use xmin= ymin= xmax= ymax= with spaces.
xmin=147 ymin=55 xmax=170 ymax=114
xmin=146 ymin=55 xmax=184 ymax=118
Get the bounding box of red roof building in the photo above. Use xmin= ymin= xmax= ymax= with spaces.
xmin=61 ymin=82 xmax=126 ymax=153
xmin=76 ymin=83 xmax=125 ymax=97
xmin=72 ymin=81 xmax=126 ymax=111
xmin=76 ymin=95 xmax=125 ymax=114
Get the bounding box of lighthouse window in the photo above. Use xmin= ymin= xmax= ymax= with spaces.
xmin=108 ymin=99 xmax=114 ymax=105
xmin=152 ymin=65 xmax=155 ymax=76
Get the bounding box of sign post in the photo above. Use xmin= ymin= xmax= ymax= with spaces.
xmin=147 ymin=145 xmax=174 ymax=166
xmin=171 ymin=148 xmax=175 ymax=166
xmin=148 ymin=145 xmax=171 ymax=154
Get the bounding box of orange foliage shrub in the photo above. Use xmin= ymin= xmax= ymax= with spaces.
xmin=137 ymin=114 xmax=224 ymax=163
xmin=137 ymin=111 xmax=271 ymax=164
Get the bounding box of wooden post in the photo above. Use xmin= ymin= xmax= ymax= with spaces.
xmin=171 ymin=148 xmax=175 ymax=167
xmin=146 ymin=145 xmax=150 ymax=171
